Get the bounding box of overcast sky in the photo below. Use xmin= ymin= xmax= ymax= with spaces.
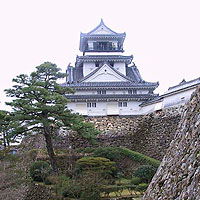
xmin=0 ymin=0 xmax=200 ymax=110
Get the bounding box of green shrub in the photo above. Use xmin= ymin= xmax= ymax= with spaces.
xmin=62 ymin=180 xmax=82 ymax=199
xmin=75 ymin=157 xmax=116 ymax=176
xmin=56 ymin=175 xmax=71 ymax=196
xmin=30 ymin=161 xmax=51 ymax=182
xmin=82 ymin=147 xmax=160 ymax=167
xmin=44 ymin=175 xmax=58 ymax=185
xmin=134 ymin=165 xmax=157 ymax=183
xmin=101 ymin=185 xmax=124 ymax=197
xmin=62 ymin=174 xmax=103 ymax=200
xmin=92 ymin=147 xmax=121 ymax=162
xmin=131 ymin=177 xmax=143 ymax=185
xmin=135 ymin=183 xmax=148 ymax=192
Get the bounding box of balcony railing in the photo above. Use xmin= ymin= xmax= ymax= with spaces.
xmin=84 ymin=42 xmax=124 ymax=52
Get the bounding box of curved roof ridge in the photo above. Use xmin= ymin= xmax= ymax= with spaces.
xmin=81 ymin=19 xmax=125 ymax=36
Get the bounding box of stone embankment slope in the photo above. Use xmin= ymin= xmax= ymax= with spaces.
xmin=143 ymin=87 xmax=200 ymax=200
xmin=55 ymin=107 xmax=182 ymax=161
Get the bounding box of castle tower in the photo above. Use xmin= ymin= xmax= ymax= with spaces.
xmin=62 ymin=20 xmax=159 ymax=116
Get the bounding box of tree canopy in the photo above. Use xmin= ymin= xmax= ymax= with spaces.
xmin=4 ymin=62 xmax=99 ymax=172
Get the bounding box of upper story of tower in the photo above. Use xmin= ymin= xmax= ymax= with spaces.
xmin=79 ymin=19 xmax=126 ymax=54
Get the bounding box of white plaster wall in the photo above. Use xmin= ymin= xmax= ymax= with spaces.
xmin=92 ymin=26 xmax=113 ymax=35
xmin=84 ymin=64 xmax=127 ymax=82
xmin=83 ymin=62 xmax=96 ymax=77
xmin=163 ymin=88 xmax=195 ymax=108
xmin=87 ymin=102 xmax=107 ymax=116
xmin=75 ymin=90 xmax=96 ymax=95
xmin=113 ymin=62 xmax=126 ymax=75
xmin=106 ymin=90 xmax=125 ymax=94
xmin=86 ymin=73 xmax=124 ymax=82
xmin=67 ymin=101 xmax=144 ymax=116
xmin=67 ymin=102 xmax=76 ymax=113
xmin=140 ymin=87 xmax=197 ymax=114
xmin=137 ymin=90 xmax=149 ymax=94
xmin=140 ymin=101 xmax=163 ymax=115
xmin=119 ymin=101 xmax=142 ymax=115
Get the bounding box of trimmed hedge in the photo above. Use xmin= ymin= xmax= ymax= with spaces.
xmin=75 ymin=157 xmax=116 ymax=175
xmin=131 ymin=177 xmax=143 ymax=185
xmin=134 ymin=165 xmax=157 ymax=183
xmin=135 ymin=183 xmax=148 ymax=192
xmin=82 ymin=147 xmax=160 ymax=167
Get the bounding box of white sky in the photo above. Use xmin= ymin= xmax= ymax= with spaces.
xmin=0 ymin=0 xmax=200 ymax=110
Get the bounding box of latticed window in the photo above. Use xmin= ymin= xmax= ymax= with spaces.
xmin=128 ymin=89 xmax=137 ymax=94
xmin=97 ymin=90 xmax=106 ymax=94
xmin=87 ymin=102 xmax=96 ymax=108
xmin=118 ymin=102 xmax=127 ymax=107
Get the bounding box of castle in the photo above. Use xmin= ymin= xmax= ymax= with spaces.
xmin=62 ymin=20 xmax=200 ymax=116
xmin=62 ymin=19 xmax=159 ymax=116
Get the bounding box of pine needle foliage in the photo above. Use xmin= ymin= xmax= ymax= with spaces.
xmin=4 ymin=62 xmax=99 ymax=172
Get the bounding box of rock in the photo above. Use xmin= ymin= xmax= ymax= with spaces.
xmin=143 ymin=87 xmax=200 ymax=200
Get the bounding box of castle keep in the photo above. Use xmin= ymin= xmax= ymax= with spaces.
xmin=62 ymin=20 xmax=159 ymax=116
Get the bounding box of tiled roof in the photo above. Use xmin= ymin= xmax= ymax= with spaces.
xmin=166 ymin=77 xmax=200 ymax=94
xmin=126 ymin=64 xmax=144 ymax=82
xmin=79 ymin=62 xmax=134 ymax=83
xmin=140 ymin=77 xmax=200 ymax=107
xmin=61 ymin=81 xmax=159 ymax=89
xmin=66 ymin=61 xmax=159 ymax=88
xmin=82 ymin=19 xmax=124 ymax=36
xmin=65 ymin=94 xmax=158 ymax=101
xmin=76 ymin=55 xmax=133 ymax=65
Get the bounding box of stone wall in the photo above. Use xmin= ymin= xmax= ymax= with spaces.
xmin=143 ymin=87 xmax=200 ymax=200
xmin=55 ymin=106 xmax=183 ymax=160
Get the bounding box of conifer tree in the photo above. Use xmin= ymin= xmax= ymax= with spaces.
xmin=5 ymin=62 xmax=99 ymax=173
xmin=0 ymin=110 xmax=11 ymax=147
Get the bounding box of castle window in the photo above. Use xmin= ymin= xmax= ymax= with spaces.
xmin=128 ymin=89 xmax=137 ymax=94
xmin=118 ymin=102 xmax=127 ymax=107
xmin=87 ymin=102 xmax=96 ymax=108
xmin=97 ymin=90 xmax=106 ymax=94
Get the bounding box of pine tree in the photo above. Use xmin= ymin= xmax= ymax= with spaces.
xmin=0 ymin=110 xmax=11 ymax=147
xmin=5 ymin=62 xmax=99 ymax=173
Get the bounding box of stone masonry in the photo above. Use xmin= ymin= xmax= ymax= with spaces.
xmin=143 ymin=87 xmax=200 ymax=200
xmin=55 ymin=106 xmax=183 ymax=160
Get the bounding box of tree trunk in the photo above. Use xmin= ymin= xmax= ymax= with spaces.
xmin=3 ymin=133 xmax=7 ymax=148
xmin=43 ymin=127 xmax=58 ymax=174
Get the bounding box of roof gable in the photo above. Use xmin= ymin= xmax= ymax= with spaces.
xmin=81 ymin=63 xmax=132 ymax=83
xmin=87 ymin=19 xmax=117 ymax=35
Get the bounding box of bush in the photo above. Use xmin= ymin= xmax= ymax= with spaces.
xmin=135 ymin=183 xmax=148 ymax=192
xmin=62 ymin=174 xmax=103 ymax=200
xmin=62 ymin=180 xmax=82 ymax=199
xmin=56 ymin=175 xmax=71 ymax=196
xmin=101 ymin=185 xmax=125 ymax=197
xmin=134 ymin=165 xmax=157 ymax=183
xmin=82 ymin=147 xmax=160 ymax=168
xmin=44 ymin=175 xmax=58 ymax=185
xmin=75 ymin=157 xmax=116 ymax=176
xmin=131 ymin=177 xmax=142 ymax=185
xmin=30 ymin=161 xmax=51 ymax=182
